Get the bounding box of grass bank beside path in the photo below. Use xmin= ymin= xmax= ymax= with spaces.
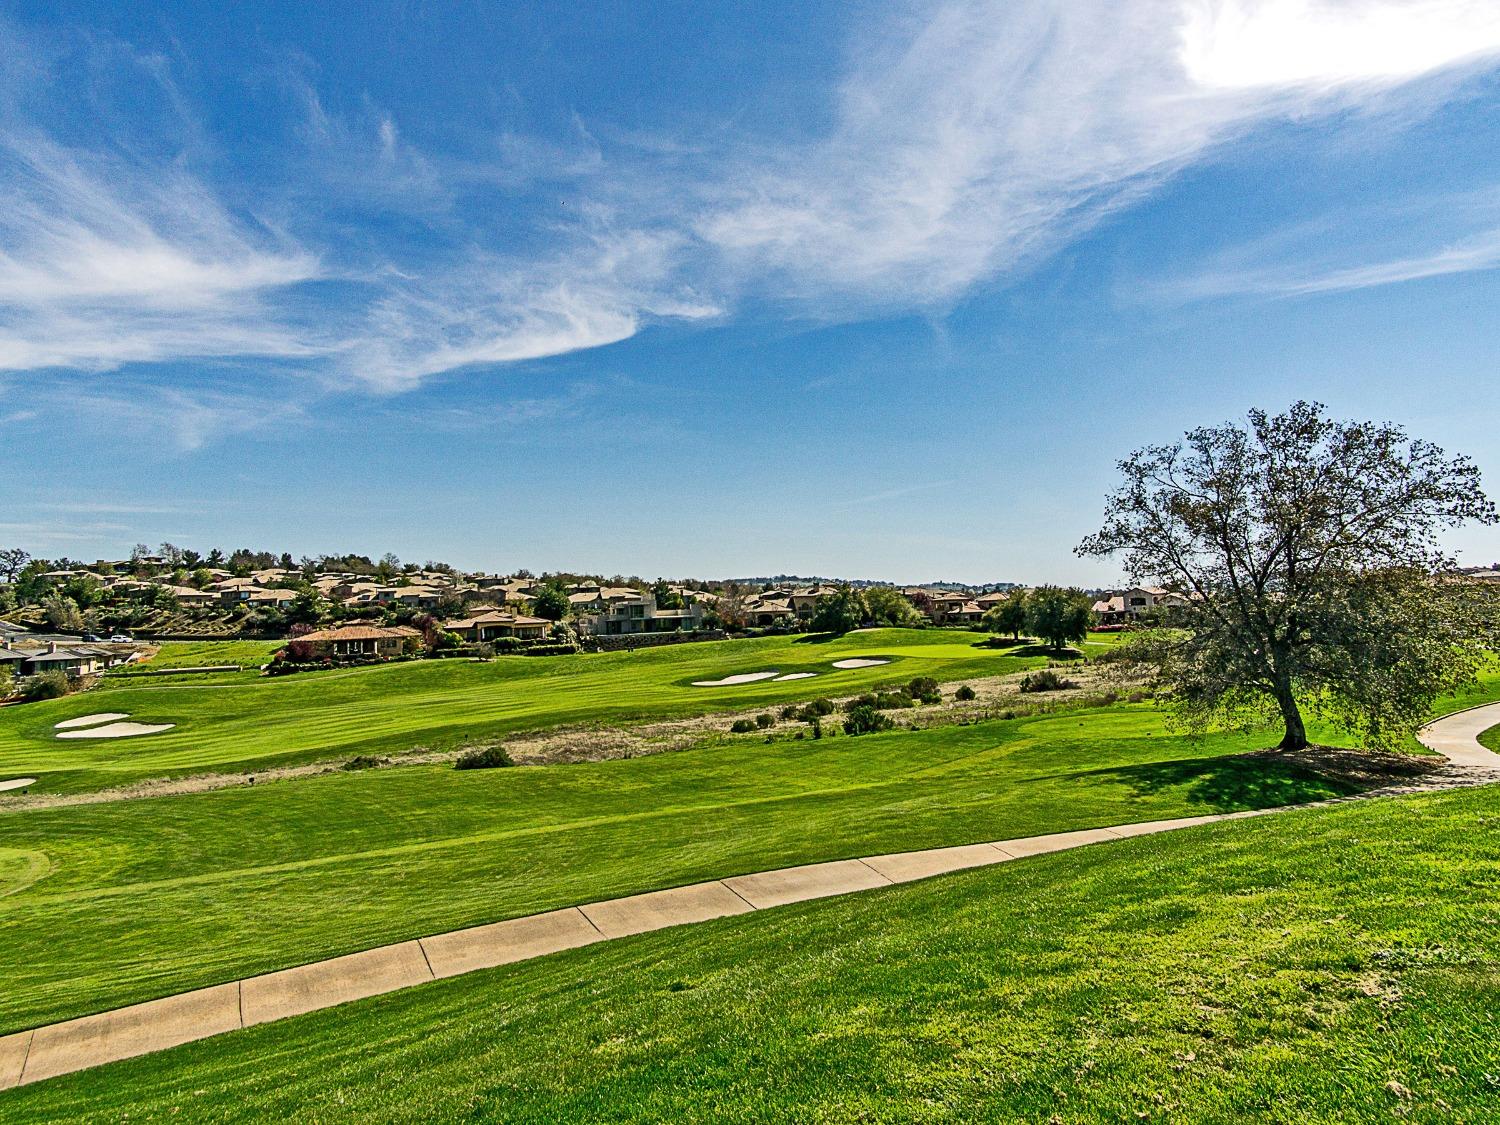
xmin=0 ymin=702 xmax=1359 ymax=1036
xmin=0 ymin=629 xmax=1078 ymax=793
xmin=11 ymin=783 xmax=1500 ymax=1123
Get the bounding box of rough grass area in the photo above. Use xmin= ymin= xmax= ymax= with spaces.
xmin=0 ymin=704 xmax=1370 ymax=1035
xmin=10 ymin=784 xmax=1500 ymax=1123
xmin=0 ymin=629 xmax=1070 ymax=793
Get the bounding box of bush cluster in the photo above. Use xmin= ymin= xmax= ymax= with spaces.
xmin=341 ymin=755 xmax=385 ymax=771
xmin=730 ymin=718 xmax=758 ymax=734
xmin=454 ymin=746 xmax=515 ymax=770
xmin=954 ymin=684 xmax=977 ymax=701
xmin=1019 ymin=669 xmax=1079 ymax=693
xmin=906 ymin=676 xmax=941 ymax=703
xmin=843 ymin=704 xmax=895 ymax=736
xmin=20 ymin=670 xmax=71 ymax=702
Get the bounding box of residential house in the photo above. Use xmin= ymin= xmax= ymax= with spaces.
xmin=159 ymin=584 xmax=220 ymax=608
xmin=2 ymin=642 xmax=105 ymax=678
xmin=445 ymin=608 xmax=550 ymax=642
xmin=1091 ymin=586 xmax=1190 ymax=625
xmin=291 ymin=625 xmax=421 ymax=660
xmin=787 ymin=585 xmax=839 ymax=620
xmin=740 ymin=595 xmax=796 ymax=628
xmin=578 ymin=591 xmax=705 ymax=636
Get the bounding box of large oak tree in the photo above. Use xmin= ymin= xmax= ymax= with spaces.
xmin=1078 ymin=402 xmax=1498 ymax=751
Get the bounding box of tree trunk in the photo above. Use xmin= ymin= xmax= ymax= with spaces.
xmin=1273 ymin=680 xmax=1308 ymax=751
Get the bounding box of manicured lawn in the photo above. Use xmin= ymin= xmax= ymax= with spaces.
xmin=118 ymin=639 xmax=284 ymax=671
xmin=0 ymin=629 xmax=1065 ymax=793
xmin=0 ymin=703 xmax=1364 ymax=1036
xmin=11 ymin=783 xmax=1500 ymax=1122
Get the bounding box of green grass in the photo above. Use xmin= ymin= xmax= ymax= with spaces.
xmin=11 ymin=783 xmax=1500 ymax=1123
xmin=0 ymin=703 xmax=1362 ymax=1036
xmin=1480 ymin=723 xmax=1500 ymax=753
xmin=116 ymin=639 xmax=284 ymax=671
xmin=1 ymin=629 xmax=1068 ymax=793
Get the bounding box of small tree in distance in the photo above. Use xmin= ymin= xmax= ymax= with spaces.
xmin=531 ymin=581 xmax=571 ymax=622
xmin=982 ymin=589 xmax=1029 ymax=640
xmin=811 ymin=585 xmax=867 ymax=635
xmin=1023 ymin=587 xmax=1093 ymax=651
xmin=1078 ymin=401 xmax=1499 ymax=752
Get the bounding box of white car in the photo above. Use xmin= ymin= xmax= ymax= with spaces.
xmin=109 ymin=634 xmax=134 ymax=644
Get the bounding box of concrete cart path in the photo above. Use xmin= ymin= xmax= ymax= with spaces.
xmin=4 ymin=701 xmax=1498 ymax=1091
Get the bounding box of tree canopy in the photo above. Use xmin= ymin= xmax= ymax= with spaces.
xmin=1078 ymin=402 xmax=1499 ymax=751
xmin=863 ymin=585 xmax=924 ymax=627
xmin=1022 ymin=587 xmax=1093 ymax=650
xmin=981 ymin=589 xmax=1029 ymax=640
xmin=531 ymin=582 xmax=572 ymax=622
xmin=810 ymin=585 xmax=867 ymax=635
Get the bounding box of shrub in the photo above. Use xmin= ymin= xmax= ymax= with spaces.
xmin=491 ymin=637 xmax=522 ymax=654
xmin=954 ymin=684 xmax=977 ymax=701
xmin=730 ymin=718 xmax=758 ymax=734
xmin=874 ymin=690 xmax=917 ymax=710
xmin=1020 ymin=669 xmax=1078 ymax=693
xmin=21 ymin=670 xmax=70 ymax=702
xmin=755 ymin=713 xmax=775 ymax=729
xmin=454 ymin=746 xmax=515 ymax=770
xmin=843 ymin=704 xmax=895 ymax=736
xmin=342 ymin=755 xmax=385 ymax=771
xmin=907 ymin=676 xmax=941 ymax=703
xmin=1127 ymin=690 xmax=1149 ymax=704
xmin=809 ymin=716 xmax=823 ymax=739
xmin=779 ymin=705 xmax=799 ymax=720
xmin=844 ymin=693 xmax=878 ymax=712
xmin=801 ymin=698 xmax=836 ymax=718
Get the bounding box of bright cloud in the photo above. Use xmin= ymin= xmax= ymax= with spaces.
xmin=1181 ymin=0 xmax=1500 ymax=89
xmin=699 ymin=0 xmax=1500 ymax=308
xmin=3 ymin=1 xmax=1500 ymax=395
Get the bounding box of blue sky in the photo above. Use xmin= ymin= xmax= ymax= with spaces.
xmin=3 ymin=0 xmax=1500 ymax=584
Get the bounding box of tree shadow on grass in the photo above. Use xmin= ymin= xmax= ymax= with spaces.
xmin=793 ymin=633 xmax=844 ymax=645
xmin=1064 ymin=750 xmax=1403 ymax=812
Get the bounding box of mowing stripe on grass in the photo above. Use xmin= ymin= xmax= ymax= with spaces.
xmin=5 ymin=697 xmax=1498 ymax=1092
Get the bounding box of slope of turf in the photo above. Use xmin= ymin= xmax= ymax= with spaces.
xmin=0 ymin=703 xmax=1356 ymax=1036
xmin=114 ymin=639 xmax=283 ymax=672
xmin=0 ymin=629 xmax=1070 ymax=793
xmin=10 ymin=783 xmax=1500 ymax=1122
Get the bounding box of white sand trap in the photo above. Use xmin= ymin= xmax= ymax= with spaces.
xmin=53 ymin=713 xmax=129 ymax=730
xmin=57 ymin=722 xmax=175 ymax=740
xmin=832 ymin=658 xmax=890 ymax=669
xmin=691 ymin=671 xmax=782 ymax=687
xmin=0 ymin=778 xmax=38 ymax=793
xmin=774 ymin=672 xmax=818 ymax=681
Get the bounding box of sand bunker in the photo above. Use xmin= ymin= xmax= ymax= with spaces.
xmin=831 ymin=658 xmax=890 ymax=669
xmin=53 ymin=713 xmax=129 ymax=730
xmin=0 ymin=778 xmax=38 ymax=793
xmin=691 ymin=671 xmax=782 ymax=687
xmin=774 ymin=672 xmax=818 ymax=681
xmin=57 ymin=722 xmax=175 ymax=740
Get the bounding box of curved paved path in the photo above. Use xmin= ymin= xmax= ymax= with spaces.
xmin=4 ymin=702 xmax=1499 ymax=1091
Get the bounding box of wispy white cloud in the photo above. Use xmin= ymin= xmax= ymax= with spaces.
xmin=696 ymin=0 xmax=1500 ymax=310
xmin=3 ymin=0 xmax=1500 ymax=405
xmin=1157 ymin=225 xmax=1500 ymax=300
xmin=343 ymin=228 xmax=720 ymax=390
xmin=0 ymin=131 xmax=326 ymax=372
xmin=834 ymin=479 xmax=960 ymax=508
